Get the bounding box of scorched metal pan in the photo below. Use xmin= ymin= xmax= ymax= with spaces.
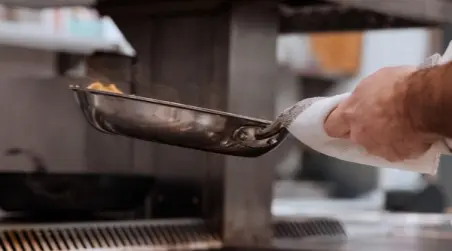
xmin=70 ymin=86 xmax=289 ymax=157
xmin=0 ymin=148 xmax=154 ymax=213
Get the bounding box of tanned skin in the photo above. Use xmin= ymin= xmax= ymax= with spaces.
xmin=324 ymin=65 xmax=449 ymax=162
xmin=404 ymin=63 xmax=452 ymax=139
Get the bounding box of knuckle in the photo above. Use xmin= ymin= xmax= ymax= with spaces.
xmin=342 ymin=108 xmax=354 ymax=121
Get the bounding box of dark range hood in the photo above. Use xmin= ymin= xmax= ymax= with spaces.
xmin=2 ymin=0 xmax=451 ymax=32
xmin=280 ymin=0 xmax=452 ymax=32
xmin=94 ymin=0 xmax=452 ymax=32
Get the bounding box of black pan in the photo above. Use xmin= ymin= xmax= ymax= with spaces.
xmin=0 ymin=148 xmax=154 ymax=213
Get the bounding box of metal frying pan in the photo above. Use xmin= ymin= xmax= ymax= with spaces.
xmin=70 ymin=85 xmax=291 ymax=157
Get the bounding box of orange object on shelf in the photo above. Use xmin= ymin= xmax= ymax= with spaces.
xmin=309 ymin=32 xmax=363 ymax=76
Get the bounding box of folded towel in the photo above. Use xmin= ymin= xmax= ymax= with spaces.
xmin=287 ymin=94 xmax=450 ymax=174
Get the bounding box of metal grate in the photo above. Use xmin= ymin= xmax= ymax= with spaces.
xmin=0 ymin=217 xmax=346 ymax=251
xmin=0 ymin=219 xmax=222 ymax=251
xmin=273 ymin=217 xmax=346 ymax=238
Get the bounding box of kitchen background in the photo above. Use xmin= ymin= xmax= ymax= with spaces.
xmin=0 ymin=5 xmax=445 ymax=213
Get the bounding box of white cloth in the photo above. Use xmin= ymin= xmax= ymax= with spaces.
xmin=287 ymin=93 xmax=450 ymax=174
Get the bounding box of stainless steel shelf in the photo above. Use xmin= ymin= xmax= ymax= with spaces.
xmin=0 ymin=0 xmax=94 ymax=8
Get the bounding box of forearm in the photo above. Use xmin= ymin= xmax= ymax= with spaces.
xmin=403 ymin=62 xmax=452 ymax=138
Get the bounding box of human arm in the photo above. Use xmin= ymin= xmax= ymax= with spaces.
xmin=403 ymin=62 xmax=452 ymax=139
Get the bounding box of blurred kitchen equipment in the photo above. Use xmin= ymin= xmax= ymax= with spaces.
xmin=385 ymin=173 xmax=446 ymax=213
xmin=279 ymin=32 xmax=363 ymax=78
xmin=0 ymin=6 xmax=135 ymax=56
xmin=385 ymin=185 xmax=446 ymax=213
xmin=309 ymin=32 xmax=362 ymax=76
xmin=0 ymin=147 xmax=154 ymax=213
xmin=0 ymin=0 xmax=93 ymax=8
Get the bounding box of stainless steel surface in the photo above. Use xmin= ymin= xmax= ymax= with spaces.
xmin=220 ymin=1 xmax=277 ymax=245
xmin=71 ymin=86 xmax=288 ymax=157
xmin=274 ymin=213 xmax=452 ymax=251
xmin=279 ymin=211 xmax=452 ymax=227
xmin=276 ymin=235 xmax=452 ymax=251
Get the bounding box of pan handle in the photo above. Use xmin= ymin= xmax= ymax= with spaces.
xmin=234 ymin=120 xmax=285 ymax=142
xmin=237 ymin=97 xmax=322 ymax=141
xmin=253 ymin=121 xmax=285 ymax=140
xmin=233 ymin=124 xmax=287 ymax=151
xmin=235 ymin=123 xmax=284 ymax=142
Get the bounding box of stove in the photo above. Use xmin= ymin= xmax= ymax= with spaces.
xmin=2 ymin=214 xmax=452 ymax=251
xmin=0 ymin=217 xmax=345 ymax=251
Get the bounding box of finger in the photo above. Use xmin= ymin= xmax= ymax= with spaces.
xmin=324 ymin=107 xmax=350 ymax=139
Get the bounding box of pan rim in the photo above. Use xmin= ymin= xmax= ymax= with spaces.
xmin=69 ymin=85 xmax=273 ymax=125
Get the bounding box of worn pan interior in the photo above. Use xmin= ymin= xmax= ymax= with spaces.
xmin=70 ymin=86 xmax=288 ymax=157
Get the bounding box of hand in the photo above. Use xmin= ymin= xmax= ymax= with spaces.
xmin=324 ymin=66 xmax=437 ymax=162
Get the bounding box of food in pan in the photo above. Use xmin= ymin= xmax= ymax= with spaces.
xmin=87 ymin=81 xmax=123 ymax=94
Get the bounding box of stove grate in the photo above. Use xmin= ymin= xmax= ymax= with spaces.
xmin=0 ymin=219 xmax=221 ymax=251
xmin=274 ymin=217 xmax=346 ymax=238
xmin=0 ymin=217 xmax=346 ymax=251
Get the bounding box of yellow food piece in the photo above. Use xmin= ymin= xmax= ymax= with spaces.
xmin=87 ymin=81 xmax=123 ymax=94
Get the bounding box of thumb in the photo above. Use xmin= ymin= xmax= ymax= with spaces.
xmin=324 ymin=107 xmax=350 ymax=139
